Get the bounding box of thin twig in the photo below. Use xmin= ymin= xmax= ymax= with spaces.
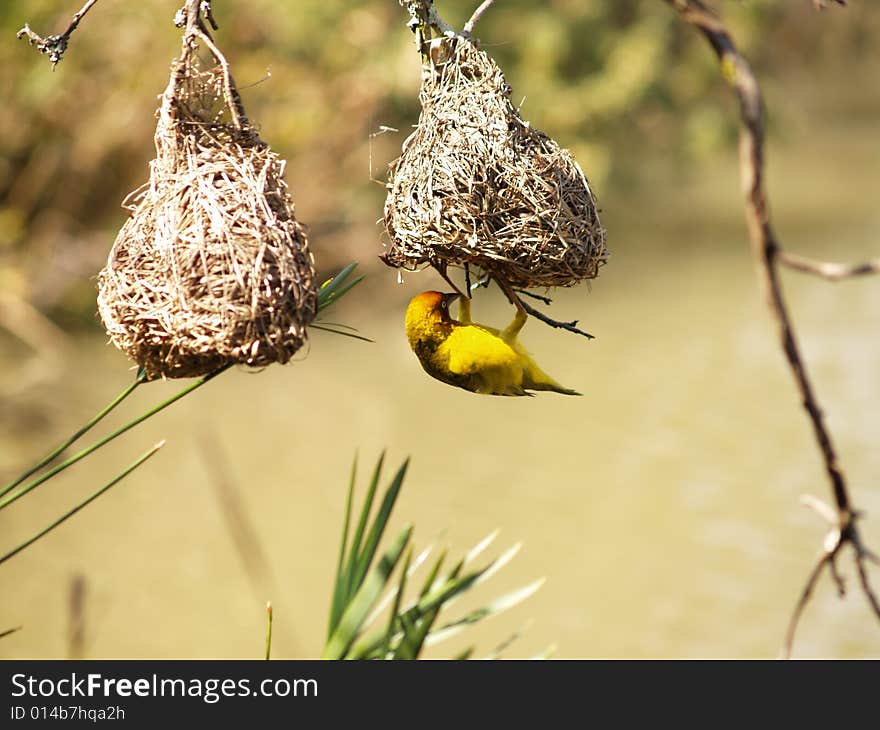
xmin=780 ymin=551 xmax=833 ymax=659
xmin=463 ymin=0 xmax=498 ymax=37
xmin=495 ymin=276 xmax=594 ymax=339
xmin=519 ymin=299 xmax=594 ymax=340
xmin=663 ymin=0 xmax=879 ymax=657
xmin=514 ymin=289 xmax=553 ymax=306
xmin=202 ymin=1 xmax=219 ymax=30
xmin=778 ymin=251 xmax=880 ymax=281
xmin=17 ymin=0 xmax=100 ymax=68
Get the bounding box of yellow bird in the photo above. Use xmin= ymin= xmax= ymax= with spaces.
xmin=405 ymin=291 xmax=581 ymax=397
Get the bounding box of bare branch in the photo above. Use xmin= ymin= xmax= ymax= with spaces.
xmin=662 ymin=0 xmax=878 ymax=656
xmin=519 ymin=298 xmax=595 ymax=340
xmin=780 ymin=551 xmax=832 ymax=659
xmin=514 ymin=289 xmax=553 ymax=306
xmin=856 ymin=550 xmax=880 ymax=618
xmin=495 ymin=276 xmax=594 ymax=339
xmin=778 ymin=251 xmax=880 ymax=281
xmin=463 ymin=0 xmax=498 ymax=37
xmin=17 ymin=0 xmax=99 ymax=69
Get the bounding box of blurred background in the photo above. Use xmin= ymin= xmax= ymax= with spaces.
xmin=1 ymin=0 xmax=879 ymax=658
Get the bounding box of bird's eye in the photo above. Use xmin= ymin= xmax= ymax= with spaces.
xmin=441 ymin=300 xmax=447 ymax=309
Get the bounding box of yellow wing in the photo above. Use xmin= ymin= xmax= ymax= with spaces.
xmin=437 ymin=325 xmax=527 ymax=396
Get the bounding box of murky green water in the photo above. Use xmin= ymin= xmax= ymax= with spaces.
xmin=2 ymin=110 xmax=879 ymax=659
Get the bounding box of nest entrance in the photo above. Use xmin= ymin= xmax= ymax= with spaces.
xmin=383 ymin=36 xmax=607 ymax=289
xmin=97 ymin=35 xmax=317 ymax=379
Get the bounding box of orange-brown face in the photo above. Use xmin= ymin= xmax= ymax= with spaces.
xmin=407 ymin=291 xmax=459 ymax=323
xmin=405 ymin=291 xmax=461 ymax=346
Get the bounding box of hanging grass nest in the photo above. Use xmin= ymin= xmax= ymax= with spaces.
xmin=383 ymin=35 xmax=607 ymax=289
xmin=97 ymin=36 xmax=317 ymax=379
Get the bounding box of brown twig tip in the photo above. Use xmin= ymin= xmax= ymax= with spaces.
xmin=778 ymin=251 xmax=880 ymax=281
xmin=495 ymin=276 xmax=595 ymax=340
xmin=463 ymin=0 xmax=498 ymax=37
xmin=17 ymin=0 xmax=100 ymax=69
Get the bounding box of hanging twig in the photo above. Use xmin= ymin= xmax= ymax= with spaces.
xmin=517 ymin=298 xmax=594 ymax=340
xmin=777 ymin=251 xmax=880 ymax=282
xmin=514 ymin=289 xmax=553 ymax=306
xmin=495 ymin=276 xmax=594 ymax=339
xmin=662 ymin=0 xmax=879 ymax=658
xmin=16 ymin=0 xmax=100 ymax=69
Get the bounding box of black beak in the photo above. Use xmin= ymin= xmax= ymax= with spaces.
xmin=443 ymin=292 xmax=462 ymax=306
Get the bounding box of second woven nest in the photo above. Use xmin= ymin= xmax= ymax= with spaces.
xmin=97 ymin=40 xmax=317 ymax=379
xmin=383 ymin=36 xmax=607 ymax=289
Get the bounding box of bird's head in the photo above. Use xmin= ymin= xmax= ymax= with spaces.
xmin=405 ymin=290 xmax=461 ymax=341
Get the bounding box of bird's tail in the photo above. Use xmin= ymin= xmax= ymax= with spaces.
xmin=522 ymin=369 xmax=581 ymax=396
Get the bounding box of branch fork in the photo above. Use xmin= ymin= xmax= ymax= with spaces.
xmin=664 ymin=0 xmax=879 ymax=657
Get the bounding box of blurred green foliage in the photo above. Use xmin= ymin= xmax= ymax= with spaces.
xmin=0 ymin=0 xmax=876 ymax=327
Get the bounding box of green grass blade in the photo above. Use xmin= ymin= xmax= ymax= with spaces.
xmin=0 ymin=365 xmax=228 ymax=513
xmin=317 ymin=263 xmax=363 ymax=313
xmin=471 ymin=543 xmax=522 ymax=587
xmin=410 ymin=570 xmax=482 ymax=618
xmin=353 ymin=566 xmax=482 ymax=660
xmin=363 ymin=540 xmax=435 ymax=629
xmin=418 ymin=550 xmax=447 ymax=599
xmin=351 ymin=458 xmax=409 ymax=591
xmin=0 ymin=441 xmax=164 ymax=567
xmin=322 ymin=525 xmax=412 ymax=660
xmin=309 ymin=324 xmax=374 ymax=343
xmin=463 ymin=529 xmax=500 ymax=567
xmin=425 ymin=579 xmax=545 ymax=648
xmin=309 ymin=321 xmax=360 ymax=331
xmin=434 ymin=543 xmax=523 ymax=618
xmin=381 ymin=546 xmax=412 ymax=659
xmin=343 ymin=452 xmax=385 ymax=600
xmin=452 ymin=647 xmax=474 ymax=660
xmin=0 ymin=369 xmax=147 ymax=499
xmin=328 ymin=454 xmax=359 ymax=639
xmin=394 ymin=603 xmax=441 ymax=660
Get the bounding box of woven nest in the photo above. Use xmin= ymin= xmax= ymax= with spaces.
xmin=97 ymin=38 xmax=317 ymax=379
xmin=383 ymin=36 xmax=607 ymax=289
